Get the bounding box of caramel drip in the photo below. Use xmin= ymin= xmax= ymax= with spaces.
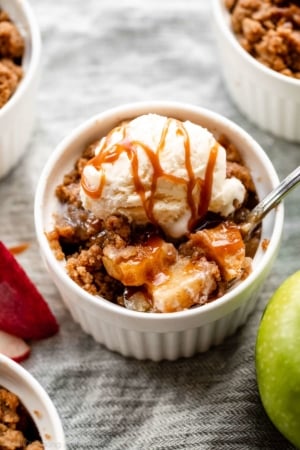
xmin=176 ymin=124 xmax=198 ymax=225
xmin=9 ymin=243 xmax=29 ymax=255
xmin=81 ymin=125 xmax=127 ymax=199
xmin=197 ymin=142 xmax=219 ymax=219
xmin=81 ymin=118 xmax=219 ymax=232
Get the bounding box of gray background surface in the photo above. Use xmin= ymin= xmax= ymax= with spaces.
xmin=1 ymin=1 xmax=299 ymax=448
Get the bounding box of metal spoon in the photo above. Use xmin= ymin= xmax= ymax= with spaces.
xmin=241 ymin=165 xmax=300 ymax=239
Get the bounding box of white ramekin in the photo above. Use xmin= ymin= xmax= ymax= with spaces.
xmin=0 ymin=354 xmax=66 ymax=449
xmin=212 ymin=0 xmax=300 ymax=142
xmin=0 ymin=0 xmax=41 ymax=179
xmin=34 ymin=101 xmax=284 ymax=361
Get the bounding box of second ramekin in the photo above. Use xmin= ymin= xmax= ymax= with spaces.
xmin=34 ymin=101 xmax=284 ymax=361
xmin=0 ymin=0 xmax=41 ymax=178
xmin=212 ymin=0 xmax=300 ymax=142
xmin=0 ymin=354 xmax=66 ymax=449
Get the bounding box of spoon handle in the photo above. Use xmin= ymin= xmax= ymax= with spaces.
xmin=244 ymin=166 xmax=300 ymax=237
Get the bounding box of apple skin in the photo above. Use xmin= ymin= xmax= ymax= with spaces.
xmin=256 ymin=271 xmax=300 ymax=449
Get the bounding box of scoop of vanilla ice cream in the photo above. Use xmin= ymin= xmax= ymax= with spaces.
xmin=80 ymin=114 xmax=246 ymax=238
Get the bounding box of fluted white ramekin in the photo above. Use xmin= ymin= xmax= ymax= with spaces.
xmin=0 ymin=0 xmax=41 ymax=178
xmin=212 ymin=0 xmax=300 ymax=142
xmin=34 ymin=102 xmax=284 ymax=361
xmin=0 ymin=354 xmax=66 ymax=449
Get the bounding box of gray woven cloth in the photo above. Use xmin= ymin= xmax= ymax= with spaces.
xmin=1 ymin=0 xmax=299 ymax=448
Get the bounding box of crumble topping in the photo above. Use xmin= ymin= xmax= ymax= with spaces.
xmin=225 ymin=0 xmax=300 ymax=79
xmin=0 ymin=9 xmax=25 ymax=107
xmin=0 ymin=387 xmax=44 ymax=450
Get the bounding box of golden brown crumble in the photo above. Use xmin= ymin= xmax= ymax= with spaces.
xmin=262 ymin=237 xmax=270 ymax=250
xmin=0 ymin=387 xmax=44 ymax=450
xmin=25 ymin=443 xmax=44 ymax=450
xmin=47 ymin=132 xmax=260 ymax=313
xmin=225 ymin=0 xmax=300 ymax=79
xmin=0 ymin=9 xmax=25 ymax=107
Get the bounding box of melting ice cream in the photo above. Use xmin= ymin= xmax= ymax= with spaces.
xmin=80 ymin=114 xmax=245 ymax=238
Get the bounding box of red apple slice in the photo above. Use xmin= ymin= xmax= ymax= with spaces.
xmin=0 ymin=241 xmax=59 ymax=340
xmin=0 ymin=330 xmax=31 ymax=362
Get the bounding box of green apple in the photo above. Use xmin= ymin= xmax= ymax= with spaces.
xmin=256 ymin=271 xmax=300 ymax=448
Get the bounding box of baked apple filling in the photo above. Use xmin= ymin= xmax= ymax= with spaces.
xmin=47 ymin=114 xmax=260 ymax=313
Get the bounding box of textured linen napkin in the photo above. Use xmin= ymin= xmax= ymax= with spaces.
xmin=0 ymin=1 xmax=299 ymax=448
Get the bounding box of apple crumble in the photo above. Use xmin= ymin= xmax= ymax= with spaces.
xmin=225 ymin=0 xmax=300 ymax=79
xmin=47 ymin=116 xmax=261 ymax=313
xmin=0 ymin=386 xmax=44 ymax=450
xmin=0 ymin=8 xmax=25 ymax=108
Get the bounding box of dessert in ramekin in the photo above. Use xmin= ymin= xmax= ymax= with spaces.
xmin=0 ymin=354 xmax=66 ymax=449
xmin=212 ymin=0 xmax=300 ymax=142
xmin=0 ymin=0 xmax=41 ymax=178
xmin=35 ymin=102 xmax=284 ymax=361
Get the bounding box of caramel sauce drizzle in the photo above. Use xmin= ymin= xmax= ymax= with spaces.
xmin=9 ymin=243 xmax=29 ymax=255
xmin=81 ymin=118 xmax=219 ymax=232
xmin=197 ymin=142 xmax=219 ymax=219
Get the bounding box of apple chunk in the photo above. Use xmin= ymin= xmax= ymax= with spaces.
xmin=191 ymin=222 xmax=246 ymax=282
xmin=0 ymin=330 xmax=30 ymax=362
xmin=151 ymin=257 xmax=220 ymax=313
xmin=102 ymin=236 xmax=176 ymax=286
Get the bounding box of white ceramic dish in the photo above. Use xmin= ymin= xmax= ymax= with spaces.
xmin=212 ymin=0 xmax=300 ymax=142
xmin=0 ymin=0 xmax=41 ymax=178
xmin=34 ymin=101 xmax=284 ymax=361
xmin=0 ymin=354 xmax=66 ymax=449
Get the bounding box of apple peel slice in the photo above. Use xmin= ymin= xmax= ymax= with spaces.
xmin=0 ymin=241 xmax=59 ymax=340
xmin=0 ymin=330 xmax=31 ymax=362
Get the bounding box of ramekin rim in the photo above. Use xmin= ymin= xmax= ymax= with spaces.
xmin=0 ymin=353 xmax=66 ymax=448
xmin=34 ymin=100 xmax=285 ymax=324
xmin=0 ymin=0 xmax=41 ymax=117
xmin=211 ymin=0 xmax=300 ymax=87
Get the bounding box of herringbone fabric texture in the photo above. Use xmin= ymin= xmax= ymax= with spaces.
xmin=0 ymin=1 xmax=298 ymax=448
